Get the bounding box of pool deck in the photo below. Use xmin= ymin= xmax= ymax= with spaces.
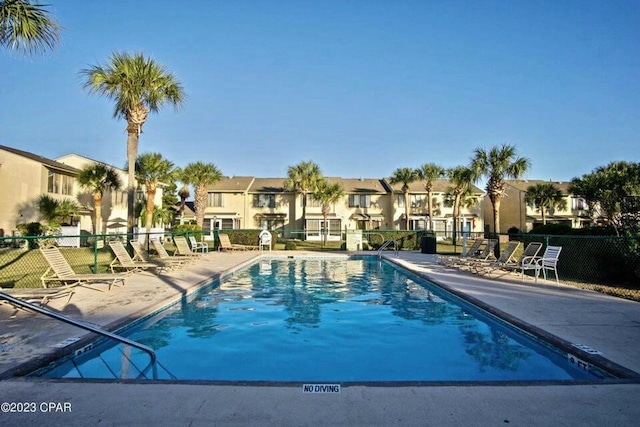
xmin=1 ymin=250 xmax=639 ymax=426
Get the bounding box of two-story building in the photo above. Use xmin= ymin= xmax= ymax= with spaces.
xmin=485 ymin=180 xmax=592 ymax=233
xmin=0 ymin=145 xmax=82 ymax=235
xmin=198 ymin=176 xmax=485 ymax=240
xmin=383 ymin=178 xmax=486 ymax=236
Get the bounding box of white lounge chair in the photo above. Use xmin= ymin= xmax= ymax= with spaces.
xmin=521 ymin=245 xmax=562 ymax=284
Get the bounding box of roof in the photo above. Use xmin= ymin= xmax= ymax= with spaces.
xmin=0 ymin=144 xmax=81 ymax=174
xmin=383 ymin=178 xmax=484 ymax=194
xmin=248 ymin=178 xmax=287 ymax=193
xmin=206 ymin=176 xmax=255 ymax=192
xmin=325 ymin=177 xmax=388 ymax=194
xmin=507 ymin=180 xmax=572 ymax=194
xmin=55 ymin=153 xmax=126 ymax=172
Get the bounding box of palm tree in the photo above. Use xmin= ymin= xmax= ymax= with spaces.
xmin=134 ymin=152 xmax=176 ymax=236
xmin=470 ymin=144 xmax=530 ymax=234
xmin=182 ymin=161 xmax=222 ymax=228
xmin=283 ymin=161 xmax=323 ymax=238
xmin=525 ymin=182 xmax=566 ymax=225
xmin=389 ymin=167 xmax=418 ymax=230
xmin=311 ymin=179 xmax=345 ymax=245
xmin=36 ymin=195 xmax=78 ymax=229
xmin=77 ymin=164 xmax=122 ymax=234
xmin=174 ymin=167 xmax=191 ymax=221
xmin=80 ymin=52 xmax=185 ymax=236
xmin=0 ymin=0 xmax=60 ymax=55
xmin=444 ymin=166 xmax=475 ymax=244
xmin=415 ymin=163 xmax=445 ymax=231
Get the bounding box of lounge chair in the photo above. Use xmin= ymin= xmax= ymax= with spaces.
xmin=217 ymin=233 xmax=258 ymax=251
xmin=108 ymin=241 xmax=160 ymax=273
xmin=453 ymin=239 xmax=498 ymax=268
xmin=188 ymin=236 xmax=209 ymax=253
xmin=492 ymin=242 xmax=543 ymax=275
xmin=40 ymin=246 xmax=127 ymax=291
xmin=469 ymin=241 xmax=521 ymax=274
xmin=130 ymin=240 xmax=187 ymax=271
xmin=1 ymin=287 xmax=75 ymax=309
xmin=173 ymin=236 xmax=207 ymax=258
xmin=437 ymin=238 xmax=485 ymax=266
xmin=151 ymin=239 xmax=195 ymax=264
xmin=521 ymin=245 xmax=563 ymax=284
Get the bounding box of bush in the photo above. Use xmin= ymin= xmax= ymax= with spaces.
xmin=284 ymin=241 xmax=297 ymax=250
xmin=529 ymin=223 xmax=572 ymax=235
xmin=173 ymin=224 xmax=202 ymax=240
xmin=507 ymin=226 xmax=522 ymax=241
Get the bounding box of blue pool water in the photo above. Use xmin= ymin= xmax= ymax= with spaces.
xmin=35 ymin=257 xmax=609 ymax=381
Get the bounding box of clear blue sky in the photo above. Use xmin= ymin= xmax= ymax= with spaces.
xmin=2 ymin=0 xmax=638 ymax=182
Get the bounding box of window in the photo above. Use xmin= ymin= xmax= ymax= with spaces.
xmin=396 ymin=194 xmax=405 ymax=207
xmin=307 ymin=196 xmax=322 ymax=207
xmin=207 ymin=193 xmax=224 ymax=207
xmin=348 ymin=194 xmax=371 ymax=208
xmin=259 ymin=218 xmax=284 ymax=231
xmin=571 ymin=197 xmax=586 ymax=210
xmin=410 ymin=194 xmax=424 ymax=208
xmin=47 ymin=171 xmax=75 ymax=195
xmin=253 ymin=194 xmax=276 ymax=208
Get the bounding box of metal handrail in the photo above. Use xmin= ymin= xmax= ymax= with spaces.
xmin=377 ymin=239 xmax=398 ymax=258
xmin=0 ymin=292 xmax=157 ymax=368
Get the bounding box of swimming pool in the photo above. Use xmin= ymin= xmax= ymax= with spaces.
xmin=34 ymin=257 xmax=611 ymax=382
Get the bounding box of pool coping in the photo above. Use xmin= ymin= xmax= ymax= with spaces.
xmin=5 ymin=252 xmax=638 ymax=385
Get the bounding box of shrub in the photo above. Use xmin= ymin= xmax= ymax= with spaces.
xmin=529 ymin=223 xmax=572 ymax=235
xmin=173 ymin=224 xmax=202 ymax=240
xmin=284 ymin=241 xmax=297 ymax=250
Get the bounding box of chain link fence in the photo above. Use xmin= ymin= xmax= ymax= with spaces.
xmin=1 ymin=229 xmax=638 ymax=289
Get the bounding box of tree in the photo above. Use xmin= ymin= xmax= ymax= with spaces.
xmin=390 ymin=167 xmax=418 ymax=230
xmin=0 ymin=0 xmax=60 ymax=55
xmin=36 ymin=195 xmax=79 ymax=229
xmin=569 ymin=161 xmax=640 ymax=235
xmin=444 ymin=166 xmax=476 ymax=243
xmin=174 ymin=167 xmax=191 ymax=221
xmin=134 ymin=152 xmax=176 ymax=236
xmin=470 ymin=144 xmax=530 ymax=234
xmin=311 ymin=179 xmax=345 ymax=245
xmin=81 ymin=52 xmax=185 ymax=236
xmin=283 ymin=161 xmax=323 ymax=238
xmin=525 ymin=183 xmax=565 ymax=225
xmin=182 ymin=161 xmax=222 ymax=228
xmin=415 ymin=163 xmax=445 ymax=231
xmin=77 ymin=164 xmax=122 ymax=234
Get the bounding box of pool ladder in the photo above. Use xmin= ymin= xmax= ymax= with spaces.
xmin=0 ymin=291 xmax=158 ymax=378
xmin=377 ymin=240 xmax=399 ymax=258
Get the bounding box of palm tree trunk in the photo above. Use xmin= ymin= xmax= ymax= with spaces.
xmin=194 ymin=187 xmax=206 ymax=228
xmin=427 ymin=190 xmax=433 ymax=231
xmin=94 ymin=194 xmax=102 ymax=234
xmin=404 ymin=191 xmax=410 ymax=230
xmin=126 ymin=130 xmax=139 ymax=237
xmin=146 ymin=187 xmax=156 ymax=235
xmin=492 ymin=196 xmax=502 ymax=234
xmin=541 ymin=207 xmax=547 ymax=225
xmin=301 ymin=192 xmax=307 ymax=240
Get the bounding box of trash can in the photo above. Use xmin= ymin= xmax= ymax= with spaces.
xmin=421 ymin=236 xmax=436 ymax=254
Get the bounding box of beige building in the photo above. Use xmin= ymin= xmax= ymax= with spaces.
xmin=0 ymin=145 xmax=81 ymax=236
xmin=383 ymin=178 xmax=486 ymax=236
xmin=0 ymin=145 xmax=161 ymax=237
xmin=200 ymin=176 xmax=485 ymax=241
xmin=484 ymin=180 xmax=592 ymax=233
